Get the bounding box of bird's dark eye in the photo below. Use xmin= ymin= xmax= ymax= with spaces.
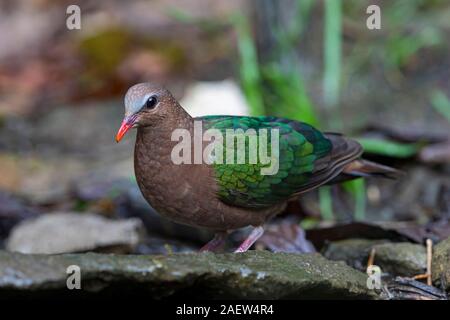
xmin=145 ymin=96 xmax=158 ymax=109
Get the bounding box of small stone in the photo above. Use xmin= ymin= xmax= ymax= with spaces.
xmin=6 ymin=212 xmax=143 ymax=254
xmin=372 ymin=243 xmax=426 ymax=277
xmin=323 ymin=239 xmax=427 ymax=277
xmin=432 ymin=237 xmax=450 ymax=292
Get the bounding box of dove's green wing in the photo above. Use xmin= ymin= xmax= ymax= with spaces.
xmin=198 ymin=115 xmax=362 ymax=209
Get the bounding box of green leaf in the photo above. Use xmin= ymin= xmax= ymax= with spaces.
xmin=299 ymin=217 xmax=320 ymax=230
xmin=356 ymin=137 xmax=422 ymax=158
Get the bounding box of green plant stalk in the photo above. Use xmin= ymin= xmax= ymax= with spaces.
xmin=323 ymin=0 xmax=342 ymax=113
xmin=320 ymin=0 xmax=343 ymax=219
xmin=343 ymin=178 xmax=366 ymax=221
xmin=319 ymin=186 xmax=333 ymax=221
xmin=233 ymin=14 xmax=265 ymax=116
xmin=353 ymin=179 xmax=366 ymax=221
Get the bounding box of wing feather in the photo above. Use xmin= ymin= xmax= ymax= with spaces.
xmin=198 ymin=116 xmax=362 ymax=209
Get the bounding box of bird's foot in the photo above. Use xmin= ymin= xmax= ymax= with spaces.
xmin=234 ymin=226 xmax=264 ymax=253
xmin=200 ymin=232 xmax=227 ymax=252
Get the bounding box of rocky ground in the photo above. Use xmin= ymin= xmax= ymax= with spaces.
xmin=1 ymin=236 xmax=450 ymax=299
xmin=0 ymin=96 xmax=448 ymax=299
xmin=1 ymin=206 xmax=450 ymax=300
xmin=0 ymin=250 xmax=380 ymax=299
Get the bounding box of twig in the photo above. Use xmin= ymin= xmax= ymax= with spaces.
xmin=367 ymin=247 xmax=376 ymax=268
xmin=413 ymin=239 xmax=433 ymax=286
xmin=426 ymin=239 xmax=433 ymax=286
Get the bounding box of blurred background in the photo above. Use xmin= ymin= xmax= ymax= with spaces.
xmin=0 ymin=0 xmax=449 ymax=255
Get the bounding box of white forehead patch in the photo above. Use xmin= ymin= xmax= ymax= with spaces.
xmin=124 ymin=83 xmax=161 ymax=116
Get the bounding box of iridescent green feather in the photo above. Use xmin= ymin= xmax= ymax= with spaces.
xmin=199 ymin=115 xmax=332 ymax=208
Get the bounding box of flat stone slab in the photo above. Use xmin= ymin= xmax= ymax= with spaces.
xmin=0 ymin=250 xmax=378 ymax=299
xmin=6 ymin=213 xmax=143 ymax=254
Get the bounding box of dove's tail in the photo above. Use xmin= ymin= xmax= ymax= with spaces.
xmin=327 ymin=159 xmax=403 ymax=184
xmin=342 ymin=159 xmax=403 ymax=179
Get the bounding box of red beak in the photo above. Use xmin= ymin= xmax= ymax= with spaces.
xmin=115 ymin=116 xmax=135 ymax=143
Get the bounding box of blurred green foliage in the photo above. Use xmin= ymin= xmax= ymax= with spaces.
xmin=167 ymin=7 xmax=227 ymax=34
xmin=233 ymin=12 xmax=318 ymax=126
xmin=430 ymin=90 xmax=450 ymax=123
xmin=79 ymin=28 xmax=131 ymax=76
xmin=261 ymin=64 xmax=318 ymax=126
xmin=323 ymin=0 xmax=342 ymax=112
xmin=232 ymin=14 xmax=265 ymax=116
xmin=357 ymin=137 xmax=422 ymax=158
xmin=343 ymin=178 xmax=366 ymax=221
xmin=384 ymin=1 xmax=443 ymax=69
xmin=344 ymin=0 xmax=445 ymax=74
xmin=319 ymin=186 xmax=334 ymax=220
xmin=77 ymin=25 xmax=187 ymax=94
xmin=321 ymin=0 xmax=345 ymax=219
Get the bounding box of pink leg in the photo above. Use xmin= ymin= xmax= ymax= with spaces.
xmin=234 ymin=226 xmax=264 ymax=253
xmin=200 ymin=232 xmax=228 ymax=252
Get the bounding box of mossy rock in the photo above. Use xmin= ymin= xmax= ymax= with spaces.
xmin=0 ymin=250 xmax=378 ymax=299
xmin=373 ymin=243 xmax=426 ymax=277
xmin=432 ymin=237 xmax=450 ymax=292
